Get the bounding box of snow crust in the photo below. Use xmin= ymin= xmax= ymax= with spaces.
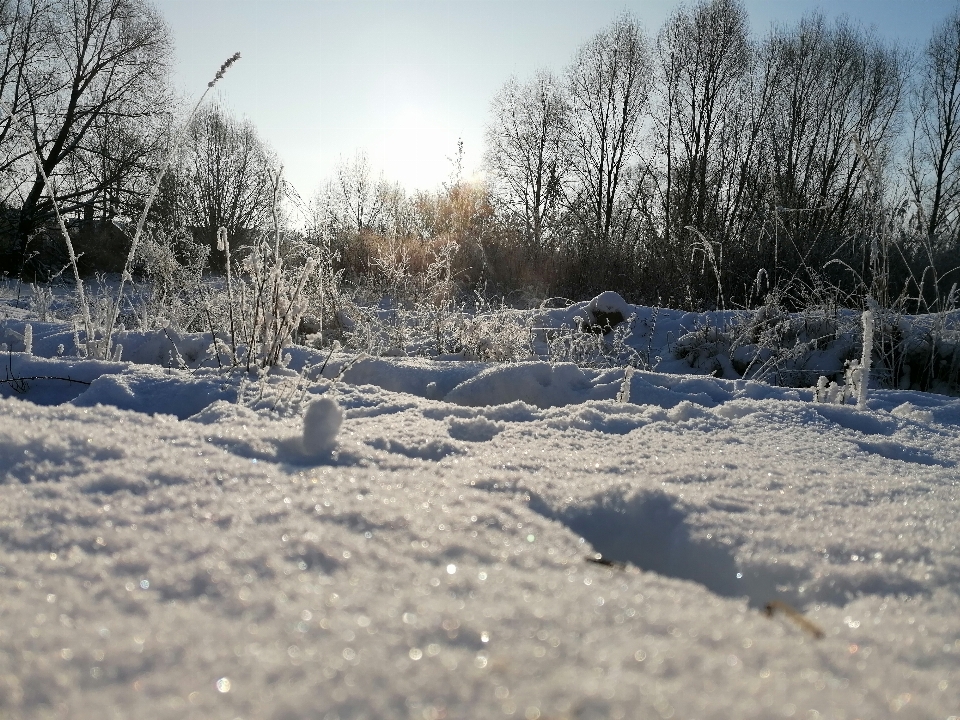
xmin=1 ymin=312 xmax=960 ymax=718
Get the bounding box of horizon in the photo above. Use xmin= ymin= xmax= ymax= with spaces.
xmin=153 ymin=0 xmax=958 ymax=203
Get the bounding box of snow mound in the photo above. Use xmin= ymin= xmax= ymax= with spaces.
xmin=5 ymin=299 xmax=960 ymax=718
xmin=447 ymin=416 xmax=504 ymax=442
xmin=340 ymin=356 xmax=483 ymax=400
xmin=890 ymin=401 xmax=935 ymax=424
xmin=587 ymin=290 xmax=631 ymax=317
xmin=586 ymin=290 xmax=632 ymax=332
xmin=71 ymin=366 xmax=237 ymax=419
xmin=444 ymin=362 xmax=622 ymax=408
xmin=300 ymin=396 xmax=344 ymax=457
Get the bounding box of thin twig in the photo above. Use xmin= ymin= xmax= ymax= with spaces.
xmin=1 ymin=375 xmax=91 ymax=386
xmin=317 ymin=344 xmax=337 ymax=376
xmin=585 ymin=555 xmax=629 ymax=571
xmin=764 ymin=600 xmax=825 ymax=639
xmin=203 ymin=300 xmax=223 ymax=370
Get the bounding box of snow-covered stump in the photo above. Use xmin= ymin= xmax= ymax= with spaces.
xmin=586 ymin=291 xmax=631 ymax=334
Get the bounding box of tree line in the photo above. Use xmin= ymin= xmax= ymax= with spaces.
xmin=481 ymin=0 xmax=960 ymax=309
xmin=310 ymin=0 xmax=960 ymax=311
xmin=5 ymin=0 xmax=960 ymax=313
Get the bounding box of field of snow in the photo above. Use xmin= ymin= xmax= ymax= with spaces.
xmin=1 ymin=290 xmax=960 ymax=719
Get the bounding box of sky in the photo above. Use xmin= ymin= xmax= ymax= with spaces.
xmin=152 ymin=0 xmax=959 ymax=201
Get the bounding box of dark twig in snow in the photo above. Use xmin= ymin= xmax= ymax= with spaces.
xmin=764 ymin=600 xmax=825 ymax=639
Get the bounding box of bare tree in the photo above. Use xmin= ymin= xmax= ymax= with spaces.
xmin=566 ymin=14 xmax=653 ymax=248
xmin=0 ymin=0 xmax=50 ymax=209
xmin=655 ymin=0 xmax=756 ymax=243
xmin=763 ymin=15 xmax=906 ymax=278
xmin=649 ymin=0 xmax=779 ymax=305
xmin=485 ymin=70 xmax=569 ymax=250
xmin=908 ymin=6 xmax=960 ymax=246
xmin=336 ymin=150 xmax=386 ymax=236
xmin=309 ymin=151 xmax=393 ymax=265
xmin=175 ymin=101 xmax=275 ymax=251
xmin=5 ymin=0 xmax=172 ymax=264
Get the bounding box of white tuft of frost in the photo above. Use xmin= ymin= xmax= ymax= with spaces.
xmin=857 ymin=306 xmax=875 ymax=408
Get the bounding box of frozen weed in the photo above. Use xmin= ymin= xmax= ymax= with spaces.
xmin=458 ymin=304 xmax=532 ymax=362
xmin=129 ymin=226 xmax=211 ymax=331
xmin=731 ymin=303 xmax=851 ymax=387
xmin=234 ymin=238 xmax=316 ymax=370
xmin=673 ymin=318 xmax=735 ymax=377
xmin=536 ymin=315 xmax=640 ymax=369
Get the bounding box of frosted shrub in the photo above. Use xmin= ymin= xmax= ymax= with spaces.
xmin=370 ymin=239 xmax=416 ymax=305
xmin=131 ymin=227 xmax=210 ymax=331
xmin=423 ymin=241 xmax=459 ymax=354
xmin=723 ymin=296 xmax=848 ymax=386
xmin=524 ymin=294 xmax=644 ymax=369
xmin=187 ymin=167 xmax=325 ymax=370
xmin=604 ymin=317 xmax=644 ymax=368
xmin=537 ymin=322 xmax=603 ymax=365
xmin=674 ymin=321 xmax=732 ymax=376
xmin=539 ymin=316 xmax=640 ymax=369
xmin=29 ymin=283 xmax=55 ymax=322
xmin=458 ymin=304 xmax=532 ymax=362
xmin=351 ymin=239 xmax=462 ymax=356
xmin=298 ymin=229 xmax=345 ymax=347
xmin=235 ymin=240 xmax=316 ymax=369
xmin=337 ymin=302 xmax=389 ymax=355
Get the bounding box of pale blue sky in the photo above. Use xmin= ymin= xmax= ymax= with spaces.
xmin=152 ymin=0 xmax=958 ymax=199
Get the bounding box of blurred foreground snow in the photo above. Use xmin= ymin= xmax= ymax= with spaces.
xmin=1 ymin=310 xmax=959 ymax=718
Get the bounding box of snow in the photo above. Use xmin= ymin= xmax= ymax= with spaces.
xmin=300 ymin=397 xmax=344 ymax=458
xmin=1 ymin=296 xmax=960 ymax=719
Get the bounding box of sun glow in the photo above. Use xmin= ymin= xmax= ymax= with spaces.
xmin=378 ymin=105 xmax=461 ymax=190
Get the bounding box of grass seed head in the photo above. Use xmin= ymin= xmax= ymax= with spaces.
xmin=209 ymin=52 xmax=241 ymax=88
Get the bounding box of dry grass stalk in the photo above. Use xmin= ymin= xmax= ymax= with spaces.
xmin=764 ymin=600 xmax=825 ymax=639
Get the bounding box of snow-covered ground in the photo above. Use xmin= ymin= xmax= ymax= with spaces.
xmin=1 ymin=291 xmax=959 ymax=719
